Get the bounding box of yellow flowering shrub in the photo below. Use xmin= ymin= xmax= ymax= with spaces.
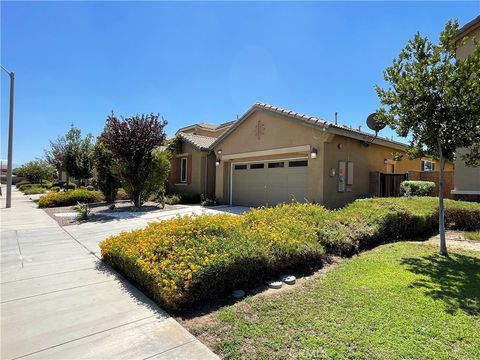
xmin=100 ymin=205 xmax=325 ymax=311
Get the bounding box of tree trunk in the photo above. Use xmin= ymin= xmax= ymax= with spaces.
xmin=132 ymin=188 xmax=142 ymax=208
xmin=437 ymin=138 xmax=447 ymax=256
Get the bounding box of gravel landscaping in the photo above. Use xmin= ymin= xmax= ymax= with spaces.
xmin=43 ymin=200 xmax=186 ymax=226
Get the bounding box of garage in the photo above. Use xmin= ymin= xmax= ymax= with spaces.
xmin=231 ymin=158 xmax=308 ymax=206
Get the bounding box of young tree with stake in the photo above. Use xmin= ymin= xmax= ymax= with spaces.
xmin=375 ymin=20 xmax=480 ymax=256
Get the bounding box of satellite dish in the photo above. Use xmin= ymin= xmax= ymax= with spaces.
xmin=366 ymin=113 xmax=386 ymax=133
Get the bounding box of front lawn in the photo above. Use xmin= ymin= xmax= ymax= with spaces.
xmin=184 ymin=242 xmax=480 ymax=359
xmin=465 ymin=231 xmax=480 ymax=241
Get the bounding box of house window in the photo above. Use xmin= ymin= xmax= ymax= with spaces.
xmin=250 ymin=163 xmax=265 ymax=169
xmin=234 ymin=164 xmax=247 ymax=170
xmin=421 ymin=160 xmax=435 ymax=172
xmin=268 ymin=162 xmax=285 ymax=168
xmin=180 ymin=157 xmax=187 ymax=182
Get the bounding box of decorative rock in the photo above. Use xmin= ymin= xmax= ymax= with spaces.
xmin=267 ymin=280 xmax=283 ymax=289
xmin=281 ymin=275 xmax=296 ymax=285
xmin=232 ymin=289 xmax=245 ymax=299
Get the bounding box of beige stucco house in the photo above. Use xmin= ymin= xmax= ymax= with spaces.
xmin=451 ymin=16 xmax=480 ymax=202
xmin=168 ymin=121 xmax=234 ymax=199
xmin=169 ymin=102 xmax=453 ymax=208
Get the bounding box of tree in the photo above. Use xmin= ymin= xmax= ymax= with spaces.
xmin=92 ymin=137 xmax=121 ymax=203
xmin=375 ymin=20 xmax=480 ymax=256
xmin=14 ymin=159 xmax=57 ymax=184
xmin=63 ymin=125 xmax=94 ymax=185
xmin=44 ymin=135 xmax=67 ymax=180
xmin=102 ymin=113 xmax=168 ymax=207
xmin=145 ymin=148 xmax=171 ymax=204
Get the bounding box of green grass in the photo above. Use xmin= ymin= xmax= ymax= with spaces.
xmin=465 ymin=231 xmax=480 ymax=241
xmin=186 ymin=242 xmax=480 ymax=360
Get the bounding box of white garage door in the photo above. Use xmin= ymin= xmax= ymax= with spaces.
xmin=231 ymin=159 xmax=308 ymax=206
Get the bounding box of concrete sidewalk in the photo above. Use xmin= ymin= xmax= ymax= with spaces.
xmin=0 ymin=188 xmax=219 ymax=360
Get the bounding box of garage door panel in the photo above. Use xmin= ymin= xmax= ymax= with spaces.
xmin=232 ymin=159 xmax=308 ymax=207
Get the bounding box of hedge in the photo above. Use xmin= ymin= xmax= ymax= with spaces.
xmin=400 ymin=180 xmax=435 ymax=196
xmin=100 ymin=198 xmax=480 ymax=312
xmin=100 ymin=203 xmax=325 ymax=311
xmin=38 ymin=189 xmax=103 ymax=208
xmin=23 ymin=187 xmax=46 ymax=195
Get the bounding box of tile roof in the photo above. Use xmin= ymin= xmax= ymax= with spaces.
xmin=178 ymin=132 xmax=217 ymax=151
xmin=254 ymin=102 xmax=329 ymax=126
xmin=210 ymin=102 xmax=408 ymax=150
xmin=253 ymin=102 xmax=407 ymax=148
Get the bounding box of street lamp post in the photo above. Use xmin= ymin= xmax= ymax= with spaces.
xmin=1 ymin=65 xmax=15 ymax=208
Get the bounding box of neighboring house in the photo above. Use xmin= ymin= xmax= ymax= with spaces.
xmin=169 ymin=102 xmax=453 ymax=208
xmin=452 ymin=16 xmax=480 ymax=202
xmin=168 ymin=121 xmax=234 ymax=199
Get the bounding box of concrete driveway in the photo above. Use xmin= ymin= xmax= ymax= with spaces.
xmin=0 ymin=189 xmax=223 ymax=359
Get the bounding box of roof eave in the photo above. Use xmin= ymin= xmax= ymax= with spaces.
xmin=455 ymin=16 xmax=480 ymax=41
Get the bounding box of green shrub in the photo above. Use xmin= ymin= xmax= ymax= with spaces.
xmin=165 ymin=194 xmax=181 ymax=205
xmin=201 ymin=198 xmax=217 ymax=207
xmin=16 ymin=180 xmax=31 ymax=189
xmin=38 ymin=189 xmax=103 ymax=208
xmin=400 ymin=181 xmax=435 ymax=196
xmin=464 ymin=231 xmax=480 ymax=241
xmin=100 ymin=198 xmax=480 ymax=312
xmin=165 ymin=193 xmax=202 ymax=205
xmin=18 ymin=183 xmax=34 ymax=191
xmin=23 ymin=187 xmax=46 ymax=195
xmin=41 ymin=181 xmax=53 ymax=189
xmin=76 ymin=202 xmax=91 ymax=220
xmin=180 ymin=193 xmax=202 ymax=204
xmin=19 ymin=183 xmax=51 ymax=192
xmin=64 ymin=182 xmax=77 ymax=190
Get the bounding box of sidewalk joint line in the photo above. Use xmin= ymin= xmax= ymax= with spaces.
xmin=143 ymin=339 xmax=198 ymax=359
xmin=15 ymin=230 xmax=24 ymax=268
xmin=0 ymin=267 xmax=94 ymax=284
xmin=12 ymin=315 xmax=158 ymax=360
xmin=1 ymin=279 xmax=116 ymax=304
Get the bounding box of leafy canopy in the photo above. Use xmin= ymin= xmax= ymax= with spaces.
xmin=63 ymin=125 xmax=94 ymax=181
xmin=102 ymin=113 xmax=168 ymax=207
xmin=92 ymin=138 xmax=121 ymax=203
xmin=375 ymin=20 xmax=480 ymax=166
xmin=14 ymin=159 xmax=57 ymax=183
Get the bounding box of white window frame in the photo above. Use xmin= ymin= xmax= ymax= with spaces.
xmin=180 ymin=157 xmax=188 ymax=183
xmin=422 ymin=160 xmax=435 ymax=172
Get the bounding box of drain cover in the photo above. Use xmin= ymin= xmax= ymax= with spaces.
xmin=232 ymin=290 xmax=245 ymax=298
xmin=281 ymin=275 xmax=296 ymax=285
xmin=267 ymin=280 xmax=283 ymax=289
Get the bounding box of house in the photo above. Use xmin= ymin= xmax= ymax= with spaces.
xmin=451 ymin=16 xmax=480 ymax=202
xmin=168 ymin=102 xmax=453 ymax=208
xmin=168 ymin=121 xmax=234 ymax=199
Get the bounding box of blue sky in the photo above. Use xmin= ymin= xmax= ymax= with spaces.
xmin=1 ymin=1 xmax=478 ymax=165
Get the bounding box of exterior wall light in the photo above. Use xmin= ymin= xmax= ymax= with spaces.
xmin=217 ymin=149 xmax=222 ymax=155
xmin=310 ymin=147 xmax=318 ymax=159
xmin=215 ymin=159 xmax=221 ymax=166
xmin=384 ymin=158 xmax=388 ymax=165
